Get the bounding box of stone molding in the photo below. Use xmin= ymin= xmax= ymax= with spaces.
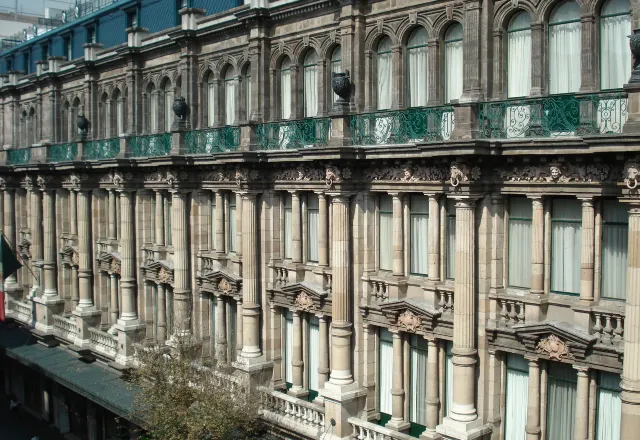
xmin=497 ymin=163 xmax=612 ymax=183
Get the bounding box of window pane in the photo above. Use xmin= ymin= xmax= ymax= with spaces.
xmin=284 ymin=311 xmax=293 ymax=384
xmin=304 ymin=51 xmax=318 ymax=117
xmin=507 ymin=12 xmax=532 ymax=98
xmin=445 ymin=342 xmax=453 ymax=416
xmin=281 ymin=58 xmax=291 ymax=119
xmin=600 ymin=0 xmax=631 ymax=90
xmin=596 ymin=372 xmax=621 ymax=440
xmin=308 ymin=194 xmax=319 ymax=262
xmin=601 ymin=200 xmax=628 ymax=299
xmin=547 ymin=363 xmax=577 ymax=440
xmin=225 ymin=68 xmax=236 ymax=126
xmin=445 ymin=24 xmax=463 ymax=103
xmin=549 ymin=2 xmax=581 ymax=94
xmin=377 ymin=37 xmax=392 ymax=110
xmin=211 ymin=196 xmax=216 ymax=251
xmin=308 ymin=316 xmax=320 ymax=392
xmin=446 ymin=199 xmax=456 ymax=279
xmin=407 ymin=28 xmax=428 ymax=107
xmin=379 ymin=195 xmax=393 ymax=271
xmin=508 ymin=197 xmax=532 ymax=288
xmin=378 ymin=328 xmax=393 ymax=415
xmin=229 ymin=197 xmax=236 ymax=253
xmin=410 ymin=334 xmax=428 ymax=426
xmin=284 ymin=193 xmax=293 ymax=259
xmin=505 ymin=355 xmax=529 ymax=440
xmin=551 ymin=199 xmax=581 ymax=294
xmin=410 ymin=195 xmax=429 ymax=275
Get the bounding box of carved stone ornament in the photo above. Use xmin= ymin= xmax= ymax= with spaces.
xmin=158 ymin=267 xmax=171 ymax=284
xmin=110 ymin=259 xmax=121 ymax=275
xmin=0 ymin=177 xmax=7 ymax=190
xmin=102 ymin=170 xmax=132 ymax=187
xmin=21 ymin=175 xmax=33 ymax=189
xmin=235 ymin=168 xmax=259 ymax=186
xmin=628 ymin=29 xmax=640 ymax=84
xmin=218 ymin=278 xmax=233 ymax=295
xmin=172 ymin=96 xmax=188 ymax=121
xmin=449 ymin=162 xmax=481 ymax=188
xmin=331 ymin=70 xmax=351 ymax=103
xmin=273 ymin=166 xmax=325 ymax=181
xmin=36 ymin=175 xmax=50 ymax=189
xmin=67 ymin=173 xmax=88 ymax=188
xmin=365 ymin=164 xmax=448 ymax=182
xmin=536 ymin=334 xmax=574 ymax=361
xmin=498 ymin=163 xmax=611 ymax=183
xmin=325 ymin=165 xmax=351 ymax=188
xmin=294 ymin=291 xmax=315 ymax=312
xmin=397 ymin=310 xmax=421 ymax=333
xmin=71 ymin=251 xmax=79 ymax=266
xmin=624 ymin=158 xmax=640 ymax=189
xmin=77 ymin=114 xmax=89 ymax=133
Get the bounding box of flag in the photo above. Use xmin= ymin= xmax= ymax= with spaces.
xmin=0 ymin=234 xmax=22 ymax=321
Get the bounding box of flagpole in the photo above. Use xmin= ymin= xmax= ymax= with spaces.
xmin=0 ymin=230 xmax=37 ymax=282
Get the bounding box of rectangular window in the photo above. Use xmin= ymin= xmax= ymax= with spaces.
xmin=7 ymin=57 xmax=12 ymax=72
xmin=284 ymin=193 xmax=293 ymax=259
xmin=551 ymin=199 xmax=582 ymax=295
xmin=42 ymin=44 xmax=49 ymax=61
xmin=127 ymin=9 xmax=138 ymax=28
xmin=210 ymin=195 xmax=216 ymax=251
xmin=410 ymin=195 xmax=429 ymax=275
xmin=378 ymin=328 xmax=393 ymax=425
xmin=409 ymin=335 xmax=428 ymax=436
xmin=601 ymin=200 xmax=628 ymax=300
xmin=379 ymin=195 xmax=393 ymax=271
xmin=24 ymin=52 xmax=30 ymax=74
xmin=228 ymin=301 xmax=237 ymax=362
xmin=508 ymin=197 xmax=533 ymax=288
xmin=307 ymin=194 xmax=319 ymax=263
xmin=229 ymin=196 xmax=236 ymax=253
xmin=284 ymin=310 xmax=294 ymax=387
xmin=166 ymin=287 xmax=174 ymax=335
xmin=65 ymin=38 xmax=72 ymax=61
xmin=596 ymin=372 xmax=621 ymax=440
xmin=210 ymin=297 xmax=217 ymax=354
xmin=505 ymin=355 xmax=529 ymax=440
xmin=307 ymin=315 xmax=320 ymax=401
xmin=446 ymin=199 xmax=456 ymax=279
xmin=87 ymin=27 xmax=96 ymax=44
xmin=165 ymin=194 xmax=173 ymax=246
xmin=546 ymin=363 xmax=577 ymax=440
xmin=151 ymin=195 xmax=156 ymax=243
xmin=445 ymin=342 xmax=453 ymax=416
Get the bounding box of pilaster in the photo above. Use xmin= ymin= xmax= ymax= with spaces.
xmin=387 ymin=330 xmax=410 ymax=432
xmin=170 ymin=190 xmax=191 ymax=339
xmin=530 ymin=196 xmax=544 ymax=295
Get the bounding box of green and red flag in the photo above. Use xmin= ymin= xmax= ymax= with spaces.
xmin=0 ymin=234 xmax=22 ymax=321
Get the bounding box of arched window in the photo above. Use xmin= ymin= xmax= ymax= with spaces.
xmin=100 ymin=93 xmax=108 ymax=138
xmin=407 ymin=28 xmax=428 ymax=107
xmin=444 ymin=23 xmax=463 ymax=103
xmin=601 ymin=0 xmax=631 ymax=90
xmin=61 ymin=101 xmax=70 ymax=142
xmin=207 ymin=72 xmax=216 ymax=127
xmin=507 ymin=12 xmax=532 ymax=98
xmin=225 ymin=67 xmax=236 ymax=126
xmin=149 ymin=83 xmax=158 ymax=133
xmin=549 ymin=1 xmax=581 ymax=94
xmin=330 ymin=46 xmax=342 ymax=104
xmin=280 ymin=57 xmax=292 ymax=120
xmin=244 ymin=64 xmax=252 ymax=120
xmin=377 ymin=37 xmax=393 ymax=110
xmin=164 ymin=80 xmax=174 ymax=132
xmin=303 ymin=51 xmax=318 ymax=117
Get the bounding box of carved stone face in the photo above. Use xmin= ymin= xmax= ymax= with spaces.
xmin=403 ymin=167 xmax=413 ymax=180
xmin=628 ymin=165 xmax=639 ymax=180
xmin=550 ymin=166 xmax=562 ymax=180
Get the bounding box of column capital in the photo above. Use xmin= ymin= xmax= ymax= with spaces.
xmin=326 ymin=192 xmax=354 ymax=203
xmin=578 ymin=196 xmax=595 ymax=205
xmin=524 ymin=354 xmax=540 ymax=364
xmin=238 ymin=190 xmax=261 ymax=200
xmin=423 ymin=192 xmax=442 ymax=200
xmin=388 ymin=191 xmax=404 ymax=198
xmin=526 ymin=194 xmax=544 ymax=200
xmin=573 ymin=364 xmax=590 ymax=374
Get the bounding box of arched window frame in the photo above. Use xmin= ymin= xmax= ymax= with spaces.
xmin=280 ymin=57 xmax=292 ymax=120
xmin=148 ymin=83 xmax=158 ymax=133
xmin=444 ymin=23 xmax=464 ymax=104
xmin=507 ymin=12 xmax=532 ymax=98
xmin=242 ymin=63 xmax=252 ymax=122
xmin=406 ymin=27 xmax=429 ymax=108
xmin=303 ymin=50 xmax=319 ymax=118
xmin=548 ymin=1 xmax=582 ymax=95
xmin=599 ymin=0 xmax=632 ymax=90
xmin=206 ymin=71 xmax=216 ymax=127
xmin=224 ymin=66 xmax=237 ymax=126
xmin=163 ymin=80 xmax=174 ymax=133
xmin=376 ymin=36 xmax=393 ymax=110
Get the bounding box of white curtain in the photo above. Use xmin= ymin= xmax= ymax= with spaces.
xmin=281 ymin=58 xmax=292 ymax=119
xmin=308 ymin=316 xmax=320 ymax=392
xmin=228 ymin=302 xmax=237 ymax=361
xmin=596 ymin=372 xmax=621 ymax=440
xmin=551 ymin=199 xmax=582 ymax=294
xmin=410 ymin=335 xmax=428 ymax=426
xmin=445 ymin=24 xmax=464 ymax=103
xmin=150 ymin=90 xmax=158 ymax=132
xmin=407 ymin=28 xmax=428 ymax=107
xmin=446 ymin=199 xmax=456 ymax=279
xmin=207 ymin=75 xmax=216 ymax=127
xmin=445 ymin=343 xmax=453 ymax=416
xmin=601 ymin=0 xmax=631 ymax=90
xmin=229 ymin=198 xmax=237 ymax=253
xmin=601 ymin=200 xmax=628 ymax=299
xmin=508 ymin=197 xmax=532 ymax=288
xmin=245 ymin=72 xmax=252 ymax=119
xmin=379 ymin=328 xmax=393 ymax=415
xmin=331 ymin=46 xmax=342 ymax=104
xmin=308 ymin=194 xmax=319 ymax=262
xmin=166 ymin=195 xmax=173 ymax=246
xmin=547 ymin=363 xmax=577 ymax=440
xmin=210 ymin=197 xmax=216 ymax=251
xmin=410 ymin=195 xmax=429 ymax=275
xmin=284 ymin=194 xmax=293 ymax=259
xmin=379 ymin=195 xmax=393 ymax=271
xmin=549 ymin=2 xmax=581 ymax=94
xmin=164 ymin=84 xmax=174 ymax=132
xmin=116 ymin=98 xmax=124 ymax=136
xmin=285 ymin=311 xmax=293 ymax=384
xmin=225 ymin=68 xmax=236 ymax=126
xmin=377 ymin=37 xmax=393 ymax=110
xmin=304 ymin=51 xmax=318 ymax=117
xmin=505 ymin=355 xmax=529 ymax=440
xmin=507 ymin=12 xmax=532 ymax=98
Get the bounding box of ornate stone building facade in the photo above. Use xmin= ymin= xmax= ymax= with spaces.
xmin=0 ymin=0 xmax=639 ymax=439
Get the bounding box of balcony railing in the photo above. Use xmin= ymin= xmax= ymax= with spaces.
xmin=49 ymin=142 xmax=77 ymax=163
xmin=350 ymin=106 xmax=454 ymax=146
xmin=7 ymin=148 xmax=31 ymax=165
xmin=8 ymin=299 xmax=32 ymax=324
xmin=89 ymin=327 xmax=118 ymax=359
xmin=129 ymin=133 xmax=172 ymax=158
xmin=479 ymin=92 xmax=628 ymax=139
xmin=85 ymin=138 xmax=120 ymax=160
xmin=184 ymin=126 xmax=240 ymax=154
xmin=348 ymin=417 xmax=415 ymax=440
xmin=53 ymin=314 xmax=78 ymax=344
xmin=256 ymin=118 xmax=331 ymax=150
xmin=258 ymin=386 xmax=325 ymax=438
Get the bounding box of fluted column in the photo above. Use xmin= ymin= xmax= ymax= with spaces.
xmin=215 ymin=295 xmax=227 ymax=363
xmin=108 ymin=190 xmax=117 ymax=241
xmin=621 ymin=203 xmax=640 ymax=440
xmin=240 ymin=192 xmax=261 ymax=359
xmin=171 ymin=191 xmax=190 ymax=336
xmin=318 ymin=193 xmax=329 ymax=267
xmin=155 ymin=283 xmax=166 ymax=342
xmin=109 ymin=273 xmax=119 ymax=324
xmin=3 ymin=189 xmax=17 ymax=286
xmin=71 ymin=266 xmax=79 ymax=306
xmin=426 ymin=338 xmax=440 ymax=432
xmin=236 ymin=298 xmax=243 ymax=355
xmin=579 ymin=198 xmax=595 ymax=302
xmin=77 ymin=191 xmax=94 ymax=309
xmin=118 ymin=190 xmax=137 ymax=322
xmin=155 ymin=191 xmax=164 ymax=246
xmin=391 ymin=193 xmax=404 ymax=277
xmin=525 ymin=356 xmax=541 ymax=440
xmin=30 ymin=188 xmax=43 ymax=291
xmin=491 ymin=195 xmax=505 ymax=289
xmin=69 ymin=190 xmax=77 ymax=236
xmin=318 ymin=315 xmax=330 ymax=392
xmin=235 ymin=192 xmax=243 ymax=259
xmin=215 ymin=191 xmax=225 ymax=254
xmin=291 ymin=310 xmax=304 ymax=393
xmin=42 ymin=190 xmax=57 ymax=297
xmin=530 ymin=196 xmax=544 ymax=294
xmin=291 ymin=191 xmax=302 ymax=264
xmin=388 ymin=331 xmax=408 ymax=430
xmin=574 ymin=366 xmax=590 ymax=440
xmin=428 ymin=194 xmax=440 ymax=281
xmin=329 ymin=193 xmax=353 ymax=385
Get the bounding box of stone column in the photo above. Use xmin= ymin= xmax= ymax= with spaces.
xmin=118 ymin=191 xmax=137 ymax=323
xmin=317 ymin=315 xmax=330 ymax=399
xmin=155 ymin=191 xmax=164 ymax=246
xmin=235 ymin=192 xmax=243 ymax=259
xmin=424 ymin=338 xmax=440 ymax=435
xmin=239 ymin=192 xmax=261 ymax=360
xmin=30 ymin=188 xmax=43 ymax=291
xmin=530 ymin=196 xmax=544 ymax=294
xmin=77 ymin=191 xmax=94 ymax=309
xmin=621 ymin=203 xmax=640 ymax=440
xmin=157 ymin=283 xmax=166 ymax=343
xmin=291 ymin=191 xmax=302 ymax=264
xmin=388 ymin=330 xmax=409 ymax=431
xmin=215 ymin=295 xmax=227 ymax=363
xmin=391 ymin=193 xmax=404 ymax=277
xmin=108 ymin=190 xmax=117 ymax=241
xmin=529 ymin=23 xmax=544 ymax=96
xmin=574 ymin=366 xmax=590 ymax=440
xmin=109 ymin=273 xmax=119 ymax=325
xmin=318 ymin=193 xmax=329 ymax=267
xmin=71 ymin=266 xmax=79 ymax=307
xmin=290 ymin=310 xmax=305 ymax=395
xmin=69 ymin=190 xmax=77 ymax=236
xmin=428 ymin=194 xmax=440 ymax=281
xmin=215 ymin=191 xmax=225 ymax=255
xmin=525 ymin=356 xmax=541 ymax=440
xmin=3 ymin=189 xmax=17 ymax=287
xmin=171 ymin=191 xmax=190 ymax=337
xmin=236 ymin=298 xmax=243 ymax=355
xmin=579 ymin=198 xmax=595 ymax=302
xmin=41 ymin=190 xmax=57 ymax=298
xmin=491 ymin=195 xmax=505 ymax=289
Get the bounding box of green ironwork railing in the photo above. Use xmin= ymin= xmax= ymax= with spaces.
xmin=478 ymin=93 xmax=628 ymax=139
xmin=184 ymin=127 xmax=240 ymax=155
xmin=85 ymin=138 xmax=120 ymax=161
xmin=350 ymin=106 xmax=454 ymax=146
xmin=49 ymin=143 xmax=78 ymax=163
xmin=7 ymin=148 xmax=31 ymax=165
xmin=129 ymin=133 xmax=172 ymax=158
xmin=255 ymin=118 xmax=331 ymax=150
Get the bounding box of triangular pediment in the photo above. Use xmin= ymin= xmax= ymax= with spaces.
xmin=143 ymin=260 xmax=174 ymax=284
xmin=147 ymin=260 xmax=174 ymax=272
xmin=59 ymin=245 xmax=79 ymax=266
xmin=199 ymin=270 xmax=241 ymax=296
xmin=379 ymin=299 xmax=441 ymax=333
xmin=512 ymin=321 xmax=598 ymax=361
xmin=97 ymin=251 xmax=120 ymax=264
xmin=281 ymin=282 xmax=328 ymax=313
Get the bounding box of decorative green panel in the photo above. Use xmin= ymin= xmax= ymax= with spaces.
xmin=184 ymin=127 xmax=240 ymax=154
xmin=255 ymin=118 xmax=331 ymax=150
xmin=478 ymin=93 xmax=628 ymax=139
xmin=129 ymin=133 xmax=172 ymax=158
xmin=7 ymin=148 xmax=31 ymax=165
xmin=85 ymin=138 xmax=120 ymax=161
xmin=350 ymin=106 xmax=454 ymax=146
xmin=49 ymin=143 xmax=78 ymax=163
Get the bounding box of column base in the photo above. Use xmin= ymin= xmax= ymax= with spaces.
xmin=320 ymin=381 xmax=367 ymax=440
xmin=436 ymin=417 xmax=491 ymax=440
xmin=232 ymin=354 xmax=271 ymax=373
xmin=72 ymin=308 xmax=102 ymax=346
xmin=419 ymin=428 xmax=443 ymax=440
xmin=114 ymin=320 xmax=146 ymax=367
xmin=288 ymin=387 xmax=309 ymax=399
xmin=32 ymin=295 xmax=65 ymax=334
xmin=386 ymin=418 xmax=411 ymax=433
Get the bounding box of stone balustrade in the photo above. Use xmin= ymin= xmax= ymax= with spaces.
xmin=257 ymin=386 xmax=325 ymax=438
xmin=367 ymin=278 xmax=389 ymax=303
xmin=497 ymin=297 xmax=526 ymax=327
xmin=348 ymin=417 xmax=415 ymax=440
xmin=273 ymin=265 xmax=290 ymax=289
xmin=53 ymin=314 xmax=78 ymax=343
xmin=200 ymin=254 xmax=216 ymax=274
xmin=436 ymin=288 xmax=454 ymax=316
xmin=592 ymin=309 xmax=625 ymax=346
xmin=8 ymin=299 xmax=33 ymax=325
xmin=89 ymin=327 xmax=118 ymax=359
